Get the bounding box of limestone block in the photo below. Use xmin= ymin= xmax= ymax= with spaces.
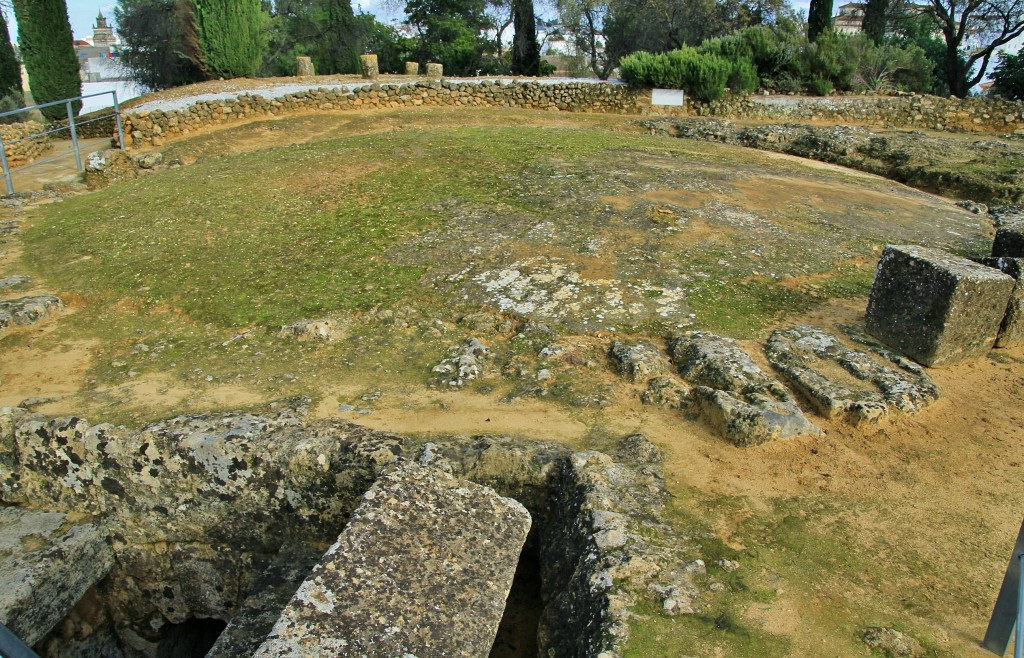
xmin=426 ymin=62 xmax=443 ymax=78
xmin=984 ymin=257 xmax=1024 ymax=348
xmin=253 ymin=461 xmax=531 ymax=658
xmin=865 ymin=245 xmax=1014 ymax=366
xmin=359 ymin=54 xmax=379 ymax=79
xmin=992 ymin=218 xmax=1024 ymax=258
xmin=0 ymin=507 xmax=114 ymax=646
xmin=671 ymin=331 xmax=821 ymax=446
xmin=765 ymin=325 xmax=938 ymax=424
xmin=609 ymin=340 xmax=669 ymax=383
xmin=405 ymin=61 xmax=419 ymax=76
xmin=295 ymin=56 xmax=314 ymax=77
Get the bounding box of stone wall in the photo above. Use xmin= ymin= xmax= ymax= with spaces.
xmin=0 ymin=121 xmax=51 ymax=166
xmin=689 ymin=93 xmax=1024 ymax=133
xmin=119 ymin=80 xmax=648 ymax=147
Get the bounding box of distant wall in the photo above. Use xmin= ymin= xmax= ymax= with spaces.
xmin=117 ymin=81 xmax=1024 ymax=149
xmin=0 ymin=121 xmax=51 ymax=166
xmin=689 ymin=93 xmax=1024 ymax=134
xmin=119 ymin=80 xmax=648 ymax=147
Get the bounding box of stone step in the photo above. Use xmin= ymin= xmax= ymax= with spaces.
xmin=253 ymin=460 xmax=531 ymax=658
xmin=671 ymin=331 xmax=822 ymax=446
xmin=765 ymin=325 xmax=938 ymax=425
xmin=0 ymin=507 xmax=114 ymax=647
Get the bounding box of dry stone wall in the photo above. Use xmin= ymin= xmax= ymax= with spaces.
xmin=689 ymin=93 xmax=1024 ymax=134
xmin=119 ymin=80 xmax=647 ymax=147
xmin=0 ymin=121 xmax=51 ymax=166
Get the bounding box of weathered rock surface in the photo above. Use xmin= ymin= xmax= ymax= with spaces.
xmin=862 ymin=626 xmax=923 ymax=657
xmin=432 ymin=337 xmax=489 ymax=387
xmin=609 ymin=340 xmax=669 ymax=383
xmin=278 ymin=318 xmax=345 ymax=342
xmin=984 ymin=257 xmax=1024 ymax=348
xmin=0 ymin=294 xmax=63 ymax=329
xmin=865 ymin=245 xmax=1015 ymax=366
xmin=253 ymin=460 xmax=531 ymax=658
xmin=992 ymin=217 xmax=1024 ymax=257
xmin=2 ymin=402 xmax=689 ymax=658
xmin=0 ymin=219 xmax=20 ymax=237
xmin=641 ymin=376 xmax=691 ymax=409
xmin=206 ymin=544 xmax=323 ymax=658
xmin=671 ymin=331 xmax=821 ymax=446
xmin=766 ymin=325 xmax=938 ymax=424
xmin=0 ymin=274 xmax=30 ymax=290
xmin=0 ymin=507 xmax=114 ymax=647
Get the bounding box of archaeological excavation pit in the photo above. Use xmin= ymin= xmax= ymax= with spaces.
xmin=0 ymin=403 xmax=688 ymax=657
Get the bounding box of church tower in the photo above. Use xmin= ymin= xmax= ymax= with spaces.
xmin=92 ymin=10 xmax=116 ymax=47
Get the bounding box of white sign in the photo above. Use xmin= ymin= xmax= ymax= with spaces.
xmin=652 ymin=89 xmax=685 ymax=106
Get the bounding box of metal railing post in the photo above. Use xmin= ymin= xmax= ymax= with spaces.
xmin=0 ymin=133 xmax=13 ymax=196
xmin=66 ymin=101 xmax=82 ymax=171
xmin=0 ymin=621 xmax=40 ymax=658
xmin=112 ymin=90 xmax=126 ymax=150
xmin=1017 ymin=551 xmax=1024 ymax=658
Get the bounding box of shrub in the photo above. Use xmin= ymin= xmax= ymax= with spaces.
xmin=806 ymin=76 xmax=834 ymax=95
xmin=620 ymin=47 xmax=730 ymax=102
xmin=796 ymin=30 xmax=855 ymax=92
xmin=845 ymin=34 xmax=933 ymax=93
xmin=0 ymin=91 xmax=27 ymax=124
xmin=728 ymin=59 xmax=759 ymax=94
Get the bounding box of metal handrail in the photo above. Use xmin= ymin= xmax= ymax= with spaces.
xmin=0 ymin=90 xmax=127 ymax=195
xmin=0 ymin=621 xmax=39 ymax=658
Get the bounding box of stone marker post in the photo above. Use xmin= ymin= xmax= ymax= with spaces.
xmin=405 ymin=61 xmax=419 ymax=76
xmin=359 ymin=54 xmax=379 ymax=79
xmin=426 ymin=62 xmax=443 ymax=78
xmin=295 ymin=57 xmax=314 ymax=77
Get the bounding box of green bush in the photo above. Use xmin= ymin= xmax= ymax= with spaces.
xmin=796 ymin=30 xmax=855 ymax=92
xmin=806 ymin=76 xmax=834 ymax=95
xmin=620 ymin=48 xmax=730 ymax=102
xmin=0 ymin=91 xmax=27 ymax=124
xmin=728 ymin=59 xmax=759 ymax=94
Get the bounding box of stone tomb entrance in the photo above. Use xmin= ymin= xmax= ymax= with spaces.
xmin=1 ymin=404 xmax=669 ymax=657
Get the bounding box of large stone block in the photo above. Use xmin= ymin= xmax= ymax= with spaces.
xmin=253 ymin=460 xmax=531 ymax=657
xmin=0 ymin=508 xmax=114 ymax=646
xmin=670 ymin=331 xmax=821 ymax=446
xmin=992 ymin=218 xmax=1024 ymax=258
xmin=984 ymin=256 xmax=1024 ymax=348
xmin=865 ymin=245 xmax=1015 ymax=366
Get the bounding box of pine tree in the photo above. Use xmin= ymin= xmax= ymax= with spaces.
xmin=862 ymin=0 xmax=889 ymax=44
xmin=0 ymin=11 xmax=22 ymax=100
xmin=191 ymin=0 xmax=267 ymax=78
xmin=807 ymin=0 xmax=834 ymax=42
xmin=12 ymin=0 xmax=81 ymax=121
xmin=511 ymin=0 xmax=540 ymax=76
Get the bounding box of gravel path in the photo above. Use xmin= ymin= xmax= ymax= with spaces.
xmin=129 ymin=77 xmax=624 ymax=114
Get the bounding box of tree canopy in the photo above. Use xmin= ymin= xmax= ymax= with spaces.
xmin=927 ymin=0 xmax=1024 ymax=96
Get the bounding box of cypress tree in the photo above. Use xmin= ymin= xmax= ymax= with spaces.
xmin=0 ymin=11 xmax=22 ymax=99
xmin=807 ymin=0 xmax=834 ymax=42
xmin=191 ymin=0 xmax=266 ymax=78
xmin=511 ymin=0 xmax=540 ymax=76
xmin=861 ymin=0 xmax=889 ymax=44
xmin=316 ymin=0 xmax=361 ymax=75
xmin=12 ymin=0 xmax=81 ymax=121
